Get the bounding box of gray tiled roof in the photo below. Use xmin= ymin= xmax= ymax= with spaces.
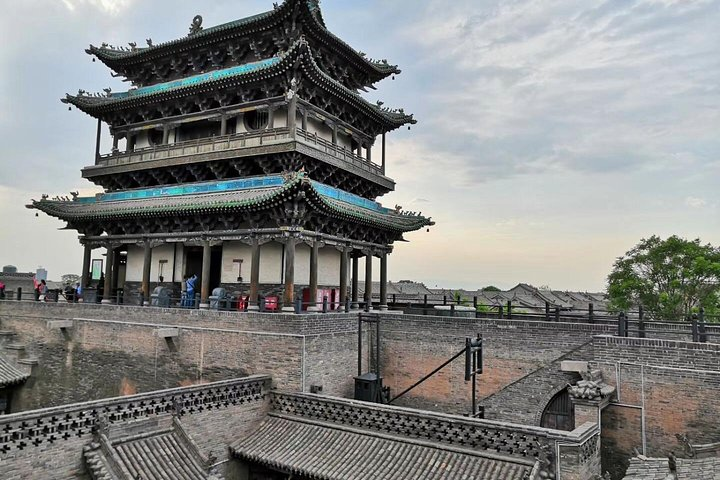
xmin=0 ymin=355 xmax=29 ymax=388
xmin=232 ymin=414 xmax=538 ymax=480
xmin=85 ymin=431 xmax=210 ymax=480
xmin=623 ymin=456 xmax=720 ymax=480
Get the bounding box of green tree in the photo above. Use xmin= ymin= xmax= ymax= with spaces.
xmin=607 ymin=236 xmax=720 ymax=321
xmin=481 ymin=285 xmax=501 ymax=292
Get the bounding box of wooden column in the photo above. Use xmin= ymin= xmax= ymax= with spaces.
xmin=112 ymin=133 xmax=119 ymax=153
xmin=94 ymin=118 xmax=102 ymax=164
xmin=282 ymin=238 xmax=296 ymax=312
xmin=248 ymin=238 xmax=261 ymax=310
xmin=307 ymin=241 xmax=319 ymax=311
xmin=220 ymin=114 xmax=228 ymax=136
xmin=332 ymin=124 xmax=338 ymax=145
xmin=288 ymin=94 xmax=298 ymax=134
xmin=364 ymin=252 xmax=373 ymax=310
xmin=141 ymin=242 xmax=152 ymax=306
xmin=127 ymin=133 xmax=135 ymax=152
xmin=80 ymin=244 xmax=92 ymax=289
xmin=301 ymin=108 xmax=308 ymax=131
xmin=381 ymin=133 xmax=386 ymax=174
xmin=379 ymin=252 xmax=388 ymax=310
xmin=267 ymin=107 xmax=275 ymax=130
xmin=366 ymin=143 xmax=372 ymax=162
xmin=101 ymin=247 xmax=114 ymax=304
xmin=162 ymin=124 xmax=170 ymax=144
xmin=351 ymin=255 xmax=359 ymax=309
xmin=199 ymin=241 xmax=211 ymax=309
xmin=110 ymin=247 xmax=121 ymax=299
xmin=339 ymin=247 xmax=349 ymax=311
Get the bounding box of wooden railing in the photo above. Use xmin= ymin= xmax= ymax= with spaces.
xmin=95 ymin=128 xmax=292 ymax=167
xmin=92 ymin=127 xmax=385 ymax=177
xmin=295 ymin=128 xmax=383 ymax=175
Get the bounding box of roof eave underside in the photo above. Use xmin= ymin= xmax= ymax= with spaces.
xmin=28 ymin=177 xmax=433 ymax=233
xmin=86 ymin=0 xmax=399 ymax=81
xmin=66 ymin=40 xmax=415 ymax=131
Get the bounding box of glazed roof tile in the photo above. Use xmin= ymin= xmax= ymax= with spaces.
xmin=66 ymin=39 xmax=414 ymax=130
xmin=29 ymin=173 xmax=433 ymax=233
xmin=231 ymin=414 xmax=538 ymax=480
xmin=0 ymin=354 xmax=29 ymax=388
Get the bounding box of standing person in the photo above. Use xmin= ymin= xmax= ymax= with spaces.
xmin=33 ymin=275 xmax=41 ymax=301
xmin=0 ymin=280 xmax=5 ymax=300
xmin=97 ymin=273 xmax=105 ymax=303
xmin=186 ymin=274 xmax=197 ymax=307
xmin=39 ymin=279 xmax=49 ymax=302
xmin=75 ymin=282 xmax=82 ymax=303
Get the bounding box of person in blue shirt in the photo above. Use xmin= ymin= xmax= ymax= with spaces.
xmin=185 ymin=274 xmax=198 ymax=307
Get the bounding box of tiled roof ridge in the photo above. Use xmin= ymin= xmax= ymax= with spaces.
xmin=264 ymin=412 xmax=538 ymax=466
xmin=86 ymin=0 xmax=398 ymax=79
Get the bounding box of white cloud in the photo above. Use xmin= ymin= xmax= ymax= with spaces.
xmin=685 ymin=196 xmax=707 ymax=208
xmin=60 ymin=0 xmax=133 ymax=15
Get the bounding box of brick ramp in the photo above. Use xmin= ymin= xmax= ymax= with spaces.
xmin=84 ymin=415 xmax=217 ymax=480
xmin=480 ymin=342 xmax=592 ymax=426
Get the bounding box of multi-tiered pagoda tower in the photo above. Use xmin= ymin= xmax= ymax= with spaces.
xmin=30 ymin=0 xmax=432 ymax=310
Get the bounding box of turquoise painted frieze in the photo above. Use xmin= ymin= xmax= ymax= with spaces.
xmin=74 ymin=175 xmax=389 ymax=213
xmin=110 ymin=57 xmax=281 ymax=100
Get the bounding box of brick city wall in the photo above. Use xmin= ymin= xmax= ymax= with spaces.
xmin=372 ymin=313 xmax=613 ymax=415
xmin=0 ymin=301 xmax=362 ymax=412
xmin=0 ymin=376 xmax=271 ymax=480
xmin=592 ymin=336 xmax=720 ymax=479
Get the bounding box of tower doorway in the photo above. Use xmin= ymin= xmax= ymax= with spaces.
xmin=184 ymin=245 xmax=223 ymax=292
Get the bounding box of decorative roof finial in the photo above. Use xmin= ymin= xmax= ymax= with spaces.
xmin=146 ymin=38 xmax=153 ymax=47
xmin=128 ymin=42 xmax=137 ymax=51
xmin=189 ymin=15 xmax=203 ymax=36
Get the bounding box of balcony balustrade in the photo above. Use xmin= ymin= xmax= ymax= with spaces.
xmin=93 ymin=127 xmax=384 ymax=176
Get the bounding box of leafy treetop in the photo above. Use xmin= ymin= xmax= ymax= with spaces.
xmin=607 ymin=235 xmax=720 ymax=321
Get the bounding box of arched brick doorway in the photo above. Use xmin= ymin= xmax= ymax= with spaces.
xmin=540 ymin=388 xmax=574 ymax=431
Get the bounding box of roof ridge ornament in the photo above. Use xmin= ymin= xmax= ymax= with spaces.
xmin=189 ymin=15 xmax=203 ymax=36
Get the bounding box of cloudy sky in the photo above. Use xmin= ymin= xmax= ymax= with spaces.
xmin=0 ymin=0 xmax=718 ymax=291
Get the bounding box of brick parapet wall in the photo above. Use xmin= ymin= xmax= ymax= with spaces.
xmin=0 ymin=376 xmax=270 ymax=480
xmin=593 ymin=335 xmax=720 ymax=371
xmin=0 ymin=303 xmax=362 ymax=412
xmin=0 ymin=300 xmax=357 ymax=336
